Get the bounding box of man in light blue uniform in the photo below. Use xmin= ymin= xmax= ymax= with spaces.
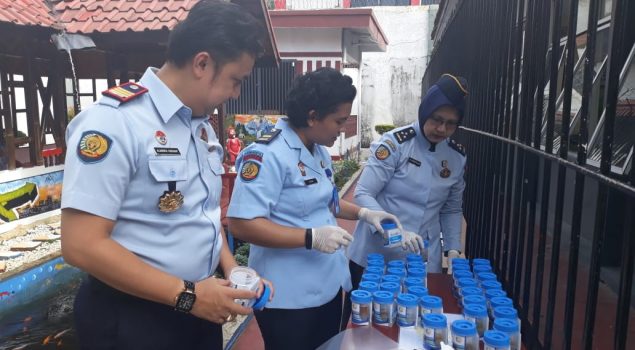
xmin=347 ymin=74 xmax=469 ymax=275
xmin=60 ymin=2 xmax=268 ymax=349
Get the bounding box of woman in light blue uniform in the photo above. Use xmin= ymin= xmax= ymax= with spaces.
xmin=227 ymin=68 xmax=399 ymax=350
xmin=347 ymin=74 xmax=469 ymax=285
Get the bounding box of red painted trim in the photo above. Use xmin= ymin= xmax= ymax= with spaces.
xmin=280 ymin=52 xmax=342 ymax=57
xmin=343 ymin=0 xmax=351 ymax=8
xmin=331 ymin=155 xmax=342 ymax=161
xmin=316 ymin=60 xmax=323 ymax=69
xmin=269 ymin=9 xmax=388 ymax=50
xmin=335 ymin=61 xmax=341 ymax=71
xmin=274 ymin=0 xmax=286 ymax=10
xmin=306 ymin=60 xmax=313 ymax=73
xmin=411 ymin=0 xmax=421 ymax=5
xmin=295 ymin=60 xmax=304 ymax=76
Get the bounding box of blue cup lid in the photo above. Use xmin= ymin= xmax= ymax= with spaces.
xmin=476 ymin=272 xmax=497 ymax=281
xmin=494 ymin=318 xmax=520 ymax=333
xmin=380 ymin=219 xmax=398 ymax=230
xmin=485 ymin=289 xmax=507 ymax=300
xmin=361 ymin=273 xmax=381 ymax=282
xmin=387 ymin=260 xmax=405 ymax=268
xmin=408 ymin=261 xmax=426 ymax=269
xmin=472 ymin=258 xmax=491 ymax=266
xmin=452 ymin=258 xmax=470 ymax=265
xmin=490 ymin=296 xmax=513 ymax=308
xmin=463 ymin=303 xmax=488 ymax=317
xmin=365 ymin=266 xmax=384 ymax=275
xmin=367 ymin=259 xmax=385 ymax=268
xmin=481 ymin=280 xmax=503 ymax=290
xmin=351 ymin=289 xmax=373 ymax=304
xmin=453 ymin=270 xmax=473 ymax=279
xmin=460 ymin=287 xmax=483 ymax=297
xmin=382 ymin=274 xmax=401 ymax=283
xmin=367 ymin=253 xmax=385 ymax=261
xmin=484 ymin=330 xmax=510 ymax=347
xmin=473 ymin=264 xmax=493 ymax=273
xmin=253 ymin=284 xmax=270 ymax=310
xmin=494 ymin=306 xmax=518 ymax=319
xmin=380 ymin=281 xmax=400 ymax=293
xmin=359 ymin=281 xmax=379 ymax=292
xmin=397 ymin=293 xmax=418 ymax=306
xmin=458 ymin=277 xmax=478 ymax=288
xmin=453 ymin=264 xmax=471 ymax=271
xmin=407 ymin=286 xmax=428 ymax=297
xmin=420 ymin=295 xmax=442 ymax=308
xmin=462 ymin=294 xmax=487 ymax=306
xmin=451 ymin=320 xmax=477 ymax=337
xmin=422 ymin=313 xmax=447 ymax=328
xmin=387 ymin=267 xmax=406 ymax=276
xmin=406 ymin=253 xmax=423 ymax=262
xmin=404 ymin=277 xmax=423 ymax=287
xmin=407 ymin=267 xmax=426 ymax=278
xmin=373 ymin=290 xmax=394 ymax=303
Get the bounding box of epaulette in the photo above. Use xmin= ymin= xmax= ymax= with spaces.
xmin=393 ymin=127 xmax=416 ymax=144
xmin=449 ymin=139 xmax=466 ymax=156
xmin=101 ymin=82 xmax=148 ymax=103
xmin=255 ymin=129 xmax=281 ymax=144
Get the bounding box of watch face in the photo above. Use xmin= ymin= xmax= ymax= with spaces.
xmin=176 ymin=292 xmax=196 ymax=312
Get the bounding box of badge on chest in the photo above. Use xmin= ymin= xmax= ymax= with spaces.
xmin=440 ymin=160 xmax=451 ymax=178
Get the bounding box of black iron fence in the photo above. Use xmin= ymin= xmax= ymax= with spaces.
xmin=424 ymin=0 xmax=635 ymax=349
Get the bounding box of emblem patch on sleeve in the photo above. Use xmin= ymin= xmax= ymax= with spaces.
xmin=240 ymin=161 xmax=261 ymax=182
xmin=77 ymin=130 xmax=112 ymax=163
xmin=375 ymin=144 xmax=391 ymax=160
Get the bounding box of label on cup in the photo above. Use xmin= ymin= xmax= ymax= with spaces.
xmin=229 ymin=266 xmax=260 ymax=307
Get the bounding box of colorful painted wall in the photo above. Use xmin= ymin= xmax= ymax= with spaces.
xmin=0 ymin=171 xmax=63 ymax=224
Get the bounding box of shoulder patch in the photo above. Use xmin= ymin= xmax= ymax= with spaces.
xmin=449 ymin=139 xmax=466 ymax=156
xmin=393 ymin=127 xmax=416 ymax=144
xmin=101 ymin=82 xmax=148 ymax=103
xmin=375 ymin=144 xmax=391 ymax=160
xmin=77 ymin=130 xmax=112 ymax=163
xmin=240 ymin=161 xmax=261 ymax=182
xmin=255 ymin=128 xmax=281 ymax=144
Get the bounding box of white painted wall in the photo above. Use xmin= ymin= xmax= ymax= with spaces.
xmin=274 ymin=28 xmax=342 ymax=53
xmin=326 ymin=66 xmax=361 ymax=158
xmin=359 ymin=5 xmax=438 ymax=145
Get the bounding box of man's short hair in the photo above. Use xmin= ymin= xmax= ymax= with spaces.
xmin=166 ymin=0 xmax=265 ymax=68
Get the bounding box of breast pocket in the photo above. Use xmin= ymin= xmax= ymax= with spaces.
xmin=280 ymin=171 xmax=310 ymax=221
xmin=148 ymin=157 xmax=188 ymax=184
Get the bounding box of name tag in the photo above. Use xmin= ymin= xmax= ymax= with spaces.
xmin=304 ymin=178 xmax=318 ymax=185
xmin=155 ymin=147 xmax=181 ymax=156
xmin=408 ymin=157 xmax=421 ymax=166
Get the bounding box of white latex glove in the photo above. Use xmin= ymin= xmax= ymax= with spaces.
xmin=440 ymin=342 xmax=454 ymax=350
xmin=401 ymin=231 xmax=425 ymax=254
xmin=311 ymin=226 xmax=353 ymax=254
xmin=446 ymin=249 xmax=460 ymax=274
xmin=358 ymin=208 xmax=403 ymax=237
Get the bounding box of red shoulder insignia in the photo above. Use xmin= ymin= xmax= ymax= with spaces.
xmin=102 ymin=82 xmax=148 ymax=103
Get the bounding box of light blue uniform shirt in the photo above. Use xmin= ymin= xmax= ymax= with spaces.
xmin=227 ymin=118 xmax=351 ymax=309
xmin=62 ymin=67 xmax=224 ymax=282
xmin=347 ymin=122 xmax=466 ymax=273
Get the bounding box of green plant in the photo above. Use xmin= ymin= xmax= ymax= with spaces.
xmin=234 ymin=242 xmax=250 ymax=267
xmin=374 ymin=124 xmax=396 ymax=135
xmin=333 ymin=159 xmax=360 ymax=191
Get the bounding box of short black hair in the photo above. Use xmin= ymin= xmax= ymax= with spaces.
xmin=285 ymin=68 xmax=357 ymax=128
xmin=166 ymin=0 xmax=265 ymax=68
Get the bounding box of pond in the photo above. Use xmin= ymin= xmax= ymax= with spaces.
xmin=0 ymin=257 xmax=83 ymax=350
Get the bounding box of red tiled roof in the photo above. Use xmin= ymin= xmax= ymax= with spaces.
xmin=0 ymin=0 xmax=61 ymax=29
xmin=51 ymin=0 xmax=197 ymax=33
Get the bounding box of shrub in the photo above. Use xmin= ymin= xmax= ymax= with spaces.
xmin=374 ymin=124 xmax=396 ymax=135
xmin=333 ymin=159 xmax=360 ymax=191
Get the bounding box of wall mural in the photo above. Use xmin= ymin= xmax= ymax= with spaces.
xmin=0 ymin=171 xmax=63 ymax=223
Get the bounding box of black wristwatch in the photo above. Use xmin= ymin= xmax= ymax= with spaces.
xmin=174 ymin=280 xmax=196 ymax=313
